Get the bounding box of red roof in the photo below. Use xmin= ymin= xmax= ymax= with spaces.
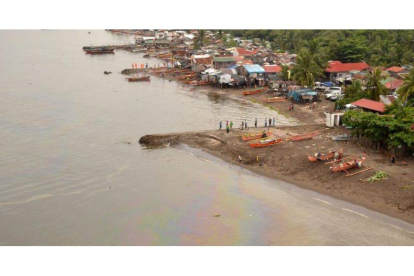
xmin=235 ymin=47 xmax=259 ymax=56
xmin=386 ymin=66 xmax=405 ymax=73
xmin=263 ymin=65 xmax=282 ymax=73
xmin=326 ymin=61 xmax=370 ymax=73
xmin=351 ymin=99 xmax=385 ymax=113
xmin=385 ymin=78 xmax=404 ymax=89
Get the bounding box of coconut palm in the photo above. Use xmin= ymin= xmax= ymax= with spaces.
xmin=292 ymin=50 xmax=323 ymax=87
xmin=398 ymin=67 xmax=414 ymax=101
xmin=280 ymin=65 xmax=290 ymax=81
xmin=365 ymin=68 xmax=387 ymax=101
xmin=194 ymin=30 xmax=207 ymax=49
xmin=280 ymin=30 xmax=300 ymax=52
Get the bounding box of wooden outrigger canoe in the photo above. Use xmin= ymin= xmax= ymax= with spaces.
xmin=242 ymin=87 xmax=267 ymax=95
xmin=126 ymin=76 xmax=151 ymax=82
xmin=249 ymin=138 xmax=283 ymax=148
xmin=288 ymin=131 xmax=319 ymax=141
xmin=330 ymin=157 xmax=366 ymax=173
xmin=242 ymin=131 xmax=273 ymax=142
xmin=308 ymin=151 xmax=336 ymax=162
xmin=262 ymin=97 xmax=287 ymax=103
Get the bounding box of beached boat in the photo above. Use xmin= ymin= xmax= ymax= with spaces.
xmin=189 ymin=81 xmax=209 ymax=86
xmin=242 ymin=87 xmax=267 ymax=96
xmin=330 ymin=157 xmax=365 ymax=173
xmin=262 ymin=97 xmax=287 ymax=103
xmin=143 ymin=53 xmax=150 ymax=58
xmin=249 ymin=138 xmax=283 ymax=148
xmin=308 ymin=151 xmax=336 ymax=162
xmin=126 ymin=76 xmax=150 ymax=82
xmin=242 ymin=131 xmax=273 ymax=142
xmin=288 ymin=131 xmax=319 ymax=141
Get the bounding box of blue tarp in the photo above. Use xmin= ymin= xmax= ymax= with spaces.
xmin=288 ymin=89 xmax=318 ymax=102
xmin=321 ymin=82 xmax=333 ymax=87
xmin=243 ymin=64 xmax=265 ymax=74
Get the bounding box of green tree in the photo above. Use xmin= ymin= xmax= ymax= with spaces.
xmin=337 ymin=39 xmax=368 ymax=62
xmin=194 ymin=30 xmax=207 ymax=49
xmin=365 ymin=68 xmax=387 ymax=101
xmin=292 ymin=49 xmax=323 ymax=87
xmin=398 ymin=67 xmax=414 ymax=101
xmin=280 ymin=65 xmax=290 ymax=81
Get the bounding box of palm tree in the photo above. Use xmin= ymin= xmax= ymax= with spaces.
xmin=398 ymin=67 xmax=414 ymax=101
xmin=280 ymin=65 xmax=290 ymax=81
xmin=281 ymin=30 xmax=300 ymax=52
xmin=305 ymin=39 xmax=327 ymax=70
xmin=194 ymin=30 xmax=206 ymax=49
xmin=365 ymin=68 xmax=387 ymax=101
xmin=292 ymin=50 xmax=323 ymax=87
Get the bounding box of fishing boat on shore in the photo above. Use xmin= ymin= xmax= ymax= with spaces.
xmin=262 ymin=97 xmax=287 ymax=103
xmin=243 ymin=87 xmax=267 ymax=96
xmin=242 ymin=131 xmax=273 ymax=142
xmin=188 ymin=80 xmax=209 ymax=86
xmin=308 ymin=149 xmax=342 ymax=162
xmin=143 ymin=53 xmax=150 ymax=58
xmin=330 ymin=157 xmax=365 ymax=173
xmin=249 ymin=138 xmax=283 ymax=148
xmin=287 ymin=131 xmax=319 ymax=141
xmin=126 ymin=76 xmax=151 ymax=82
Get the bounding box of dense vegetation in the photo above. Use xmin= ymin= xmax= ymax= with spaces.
xmin=228 ymin=30 xmax=414 ymax=67
xmin=342 ymin=100 xmax=414 ymax=151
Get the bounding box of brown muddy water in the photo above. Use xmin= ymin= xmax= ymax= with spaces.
xmin=1 ymin=30 xmax=414 ymax=245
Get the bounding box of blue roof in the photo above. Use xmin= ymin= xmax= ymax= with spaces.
xmin=243 ymin=64 xmax=265 ymax=73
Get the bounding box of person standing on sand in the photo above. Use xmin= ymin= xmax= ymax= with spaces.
xmin=268 ymin=118 xmax=271 ymax=127
xmin=255 ymin=118 xmax=257 ymax=128
xmin=245 ymin=120 xmax=248 ymax=130
xmin=219 ymin=121 xmax=222 ymax=130
xmin=241 ymin=121 xmax=244 ymax=130
xmin=265 ymin=118 xmax=267 ymax=128
xmin=273 ymin=117 xmax=276 ymax=126
xmin=230 ymin=121 xmax=233 ymax=130
xmin=226 ymin=124 xmax=230 ymax=134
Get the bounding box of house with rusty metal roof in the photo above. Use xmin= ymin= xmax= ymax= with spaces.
xmin=190 ymin=54 xmax=213 ymax=72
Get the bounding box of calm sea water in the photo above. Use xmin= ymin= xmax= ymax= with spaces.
xmin=1 ymin=30 xmax=414 ymax=245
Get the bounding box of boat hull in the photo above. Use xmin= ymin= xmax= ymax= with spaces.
xmin=243 ymin=87 xmax=267 ymax=95
xmin=249 ymin=138 xmax=283 ymax=148
xmin=288 ymin=131 xmax=319 ymax=141
xmin=308 ymin=151 xmax=335 ymax=162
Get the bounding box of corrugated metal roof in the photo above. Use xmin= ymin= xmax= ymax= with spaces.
xmin=326 ymin=61 xmax=370 ymax=73
xmin=213 ymin=57 xmax=235 ymax=62
xmin=243 ymin=64 xmax=265 ymax=73
xmin=351 ymin=99 xmax=385 ymax=113
xmin=263 ymin=65 xmax=282 ymax=73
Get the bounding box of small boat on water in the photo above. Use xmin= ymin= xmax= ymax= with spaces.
xmin=243 ymin=87 xmax=267 ymax=96
xmin=330 ymin=157 xmax=365 ymax=173
xmin=262 ymin=97 xmax=287 ymax=103
xmin=126 ymin=76 xmax=151 ymax=82
xmin=242 ymin=131 xmax=273 ymax=142
xmin=288 ymin=131 xmax=319 ymax=141
xmin=85 ymin=47 xmax=115 ymax=54
xmin=249 ymin=138 xmax=283 ymax=148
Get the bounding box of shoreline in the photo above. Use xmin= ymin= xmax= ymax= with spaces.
xmin=139 ymin=125 xmax=414 ymax=226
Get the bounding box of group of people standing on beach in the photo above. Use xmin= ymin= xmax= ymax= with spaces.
xmin=219 ymin=117 xmax=277 ymax=133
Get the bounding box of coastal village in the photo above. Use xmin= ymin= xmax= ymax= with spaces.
xmin=87 ymin=29 xmax=414 ymax=224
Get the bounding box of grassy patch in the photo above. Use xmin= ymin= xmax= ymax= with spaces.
xmin=402 ymin=185 xmax=414 ymax=190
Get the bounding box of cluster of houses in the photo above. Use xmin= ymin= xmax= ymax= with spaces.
xmin=110 ymin=29 xmax=411 ymax=111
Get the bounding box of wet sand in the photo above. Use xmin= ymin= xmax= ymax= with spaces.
xmin=139 ymin=124 xmax=414 ymax=225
